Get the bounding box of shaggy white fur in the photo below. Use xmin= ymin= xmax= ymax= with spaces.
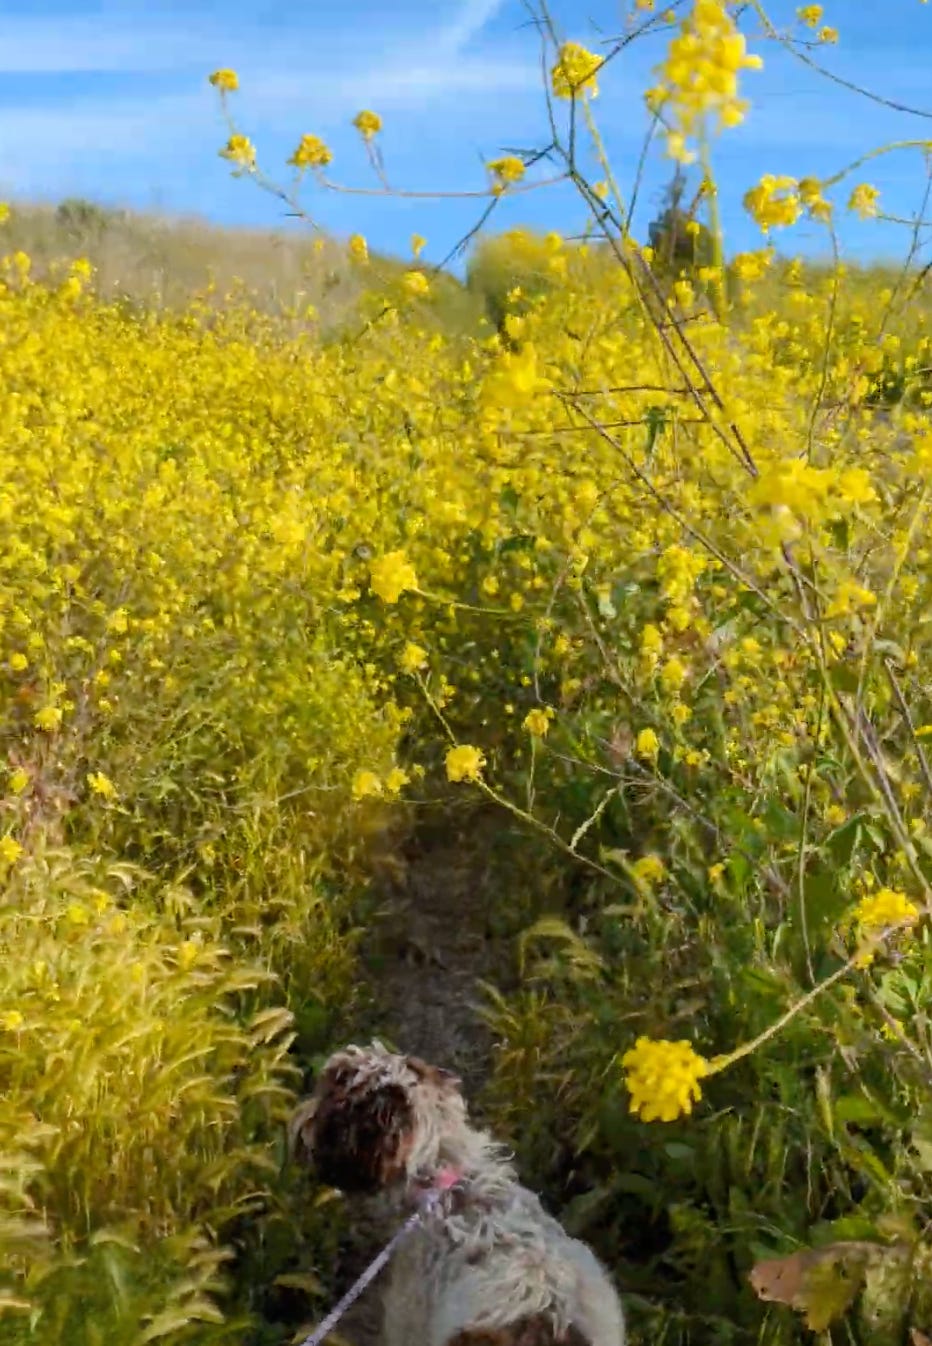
xmin=290 ymin=1042 xmax=626 ymax=1346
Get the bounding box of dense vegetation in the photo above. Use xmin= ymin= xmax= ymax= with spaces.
xmin=5 ymin=3 xmax=932 ymax=1344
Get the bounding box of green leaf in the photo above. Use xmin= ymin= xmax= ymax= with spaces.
xmin=826 ymin=814 xmax=865 ymax=867
xmin=829 ymin=662 xmax=861 ymax=694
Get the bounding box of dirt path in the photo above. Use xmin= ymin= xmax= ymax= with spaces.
xmin=327 ymin=812 xmax=512 ymax=1346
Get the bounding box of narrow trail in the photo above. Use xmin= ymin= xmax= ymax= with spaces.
xmin=326 ymin=813 xmax=513 ymax=1346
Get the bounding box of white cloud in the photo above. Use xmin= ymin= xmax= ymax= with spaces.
xmin=436 ymin=0 xmax=507 ymax=54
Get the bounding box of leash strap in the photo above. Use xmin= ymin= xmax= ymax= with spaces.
xmin=297 ymin=1189 xmax=442 ymax=1346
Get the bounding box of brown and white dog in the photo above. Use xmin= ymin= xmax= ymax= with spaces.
xmin=289 ymin=1042 xmax=626 ymax=1346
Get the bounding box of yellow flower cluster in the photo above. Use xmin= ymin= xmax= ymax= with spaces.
xmin=370 ymin=551 xmax=419 ymax=603
xmin=353 ymin=109 xmax=383 ymax=139
xmin=220 ymin=134 xmax=256 ymax=169
xmin=743 ymin=174 xmax=802 ymax=232
xmin=289 ymin=134 xmax=333 ymax=170
xmin=853 ymin=888 xmax=919 ymax=933
xmin=622 ymin=1037 xmax=711 ymax=1122
xmin=488 ymin=156 xmax=527 ymax=195
xmin=648 ymin=0 xmax=763 ymax=162
xmin=208 ymin=68 xmax=239 ymax=92
xmin=551 ymin=42 xmax=601 ymax=99
xmin=849 ymin=183 xmax=881 ymax=218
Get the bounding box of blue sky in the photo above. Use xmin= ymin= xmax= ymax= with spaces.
xmin=1 ymin=0 xmax=931 ymax=270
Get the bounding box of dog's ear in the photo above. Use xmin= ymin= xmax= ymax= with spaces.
xmin=310 ymin=1068 xmax=415 ymax=1194
xmin=406 ymin=1055 xmax=463 ymax=1093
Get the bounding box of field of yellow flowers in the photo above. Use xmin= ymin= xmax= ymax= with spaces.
xmin=5 ymin=2 xmax=932 ymax=1343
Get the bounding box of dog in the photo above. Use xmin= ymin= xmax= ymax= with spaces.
xmin=289 ymin=1042 xmax=626 ymax=1346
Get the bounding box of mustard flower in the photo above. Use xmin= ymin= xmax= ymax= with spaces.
xmin=819 ymin=25 xmax=839 ymax=42
xmin=411 ymin=234 xmax=426 ymax=259
xmin=209 ymin=68 xmax=239 ymax=92
xmin=87 ymin=771 xmax=116 ymax=800
xmin=848 ymin=183 xmax=880 ymax=219
xmin=353 ymin=109 xmax=383 ymax=140
xmin=853 ymin=887 xmax=919 ymax=933
xmin=796 ymin=4 xmax=823 ymax=24
xmin=631 ymin=854 xmax=666 ymax=888
xmin=403 ymin=270 xmax=430 ymax=298
xmin=743 ymin=175 xmax=802 ymax=232
xmin=523 ymin=707 xmax=553 ymax=738
xmin=635 ymin=727 xmax=660 ymax=763
xmin=289 ymin=135 xmax=333 ymax=170
xmin=551 ymin=41 xmax=601 ymax=99
xmin=385 ymin=766 xmax=410 ymax=796
xmin=0 ymin=835 xmax=23 ymax=865
xmin=34 ymin=706 xmax=63 ymax=732
xmin=0 ymin=1010 xmax=24 ymax=1032
xmin=445 ymin=745 xmax=486 ymax=783
xmin=220 ymin=134 xmax=256 ymax=168
xmin=351 ymin=770 xmax=383 ymax=800
xmin=399 ymin=642 xmax=428 ymax=674
xmin=8 ymin=768 xmax=28 ymax=795
xmin=622 ymin=1036 xmax=711 ymax=1122
xmin=369 ymin=551 xmax=418 ymax=604
xmin=488 ymin=156 xmax=526 ymax=188
xmin=8 ymin=652 xmax=27 ymax=671
xmin=348 ymin=233 xmax=369 ymax=263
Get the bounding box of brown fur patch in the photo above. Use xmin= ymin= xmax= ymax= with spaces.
xmin=447 ymin=1317 xmax=591 ymax=1345
xmin=306 ymin=1066 xmax=415 ymax=1194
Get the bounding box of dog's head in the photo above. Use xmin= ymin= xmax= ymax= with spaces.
xmin=288 ymin=1042 xmax=466 ymax=1195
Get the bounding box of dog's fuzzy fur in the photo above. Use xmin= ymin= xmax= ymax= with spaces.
xmin=289 ymin=1042 xmax=626 ymax=1346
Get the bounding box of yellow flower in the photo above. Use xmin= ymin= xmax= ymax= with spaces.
xmin=743 ymin=175 xmax=801 ymax=232
xmin=853 ymin=887 xmax=919 ymax=932
xmin=0 ymin=835 xmax=23 ymax=865
xmin=208 ymin=68 xmax=239 ymax=92
xmin=551 ymin=41 xmax=601 ymax=99
xmin=34 ymin=706 xmax=63 ymax=732
xmin=622 ymin=1037 xmax=711 ymax=1122
xmin=796 ymin=4 xmax=823 ymax=24
xmin=87 ymin=771 xmax=116 ymax=799
xmin=369 ymin=551 xmax=419 ymax=604
xmin=411 ymin=234 xmax=427 ymax=258
xmin=660 ymin=656 xmax=688 ymax=693
xmin=399 ymin=642 xmax=428 ymax=674
xmin=635 ymin=727 xmax=660 ymax=763
xmin=403 ymin=270 xmax=430 ymax=298
xmin=631 ymin=854 xmax=666 ymax=887
xmin=708 ymin=862 xmax=726 ymax=883
xmin=640 ymin=624 xmax=664 ymax=663
xmin=353 ymin=109 xmax=383 ymax=140
xmin=445 ymin=744 xmax=486 ymax=783
xmin=0 ymin=203 xmax=9 ymax=224
xmin=848 ymin=183 xmax=880 ymax=219
xmin=482 ymin=343 xmax=552 ymax=409
xmin=348 ymin=233 xmax=369 ymax=263
xmin=289 ymin=134 xmax=333 ymax=169
xmin=523 ymin=707 xmax=553 ymax=738
xmin=65 ymin=903 xmax=91 ymax=926
xmin=487 ymin=156 xmax=526 ymax=188
xmin=220 ymin=134 xmax=256 ymax=168
xmin=818 ymin=25 xmax=839 ymax=42
xmin=9 ymin=768 xmax=28 ymax=795
xmin=351 ymin=770 xmax=383 ymax=800
xmin=8 ymin=652 xmax=27 ymax=671
xmin=0 ymin=1010 xmax=24 ymax=1031
xmin=385 ymin=766 xmax=410 ymax=796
